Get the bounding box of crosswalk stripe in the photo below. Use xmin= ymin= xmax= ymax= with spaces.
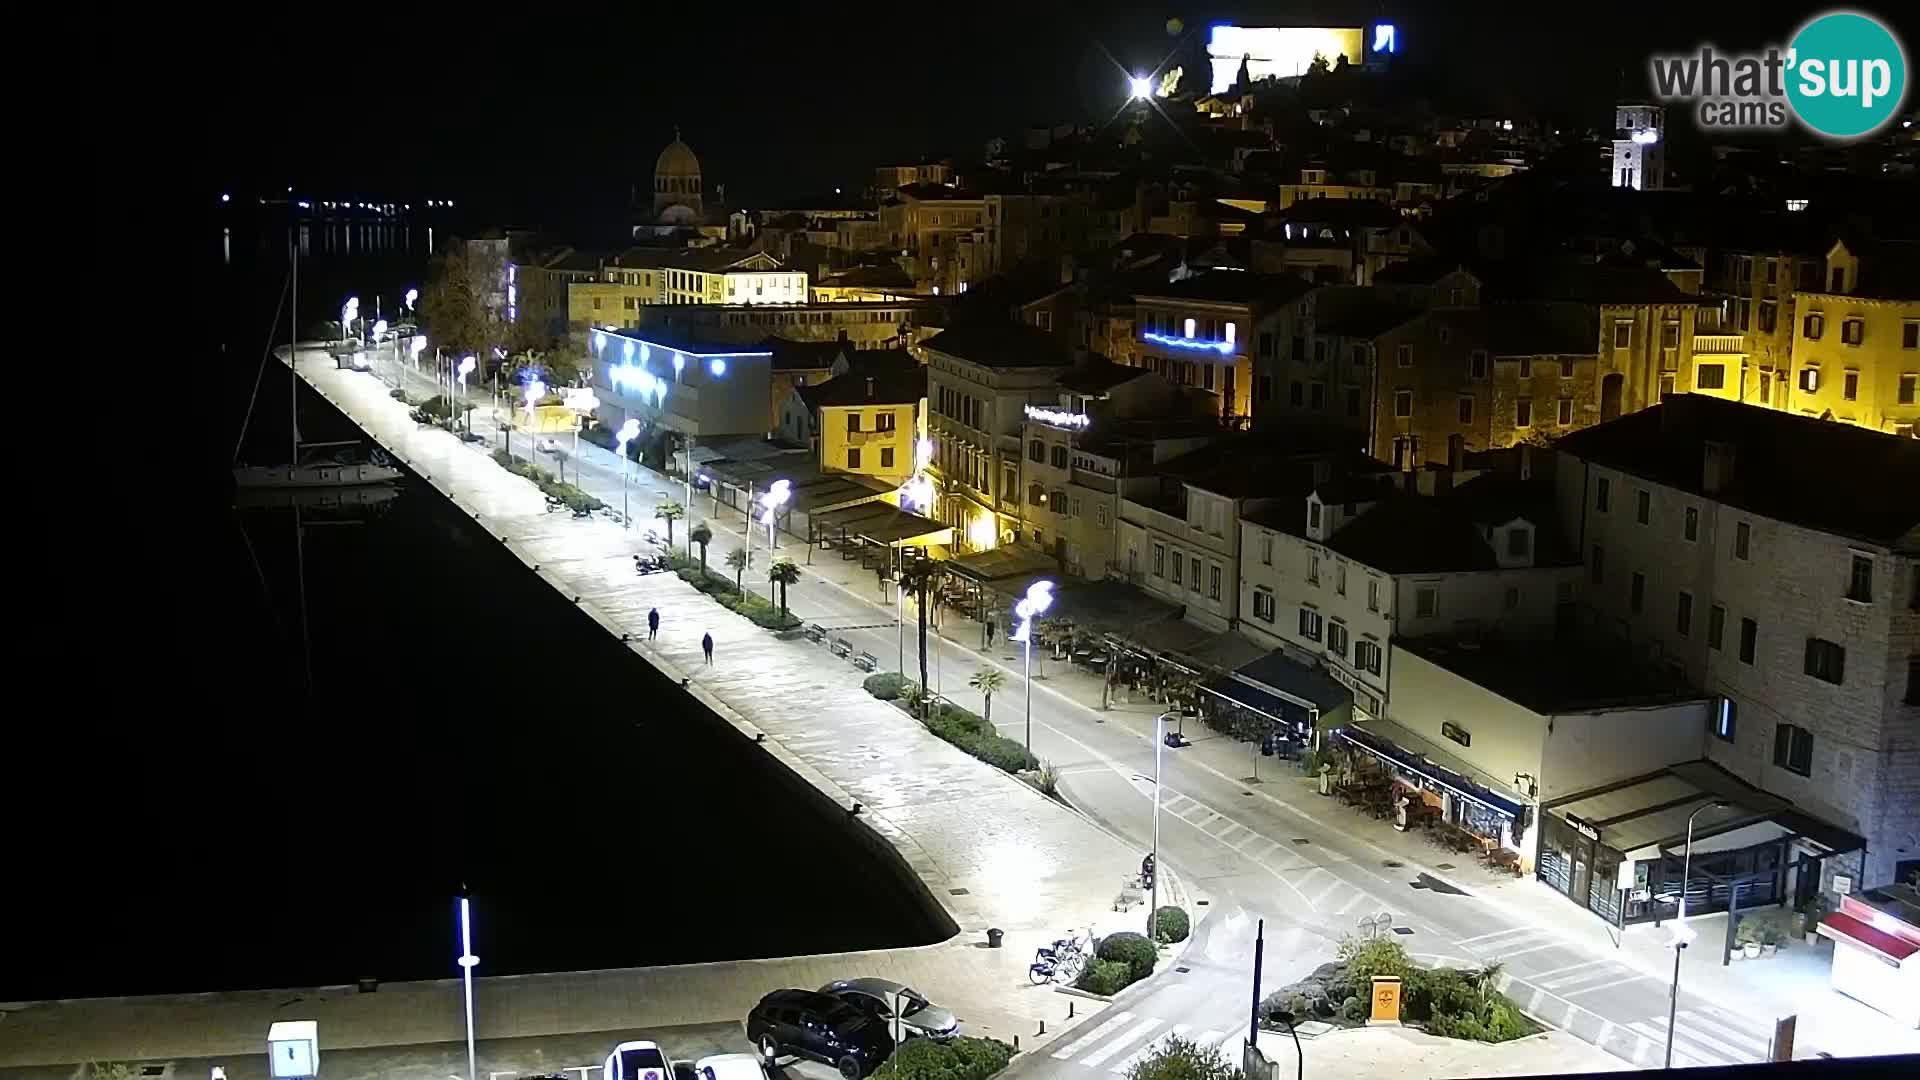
xmin=1626 ymin=1020 xmax=1719 ymax=1067
xmin=1674 ymin=1011 xmax=1767 ymax=1060
xmin=1456 ymin=925 xmax=1536 ymax=946
xmin=1539 ymin=965 xmax=1621 ymax=991
xmin=1080 ymin=1015 xmax=1164 ymax=1067
xmin=1498 ymin=940 xmax=1566 ymax=960
xmin=1308 ymin=877 xmax=1346 ymax=906
xmin=1053 ymin=1012 xmax=1135 ymax=1059
xmin=1191 ymin=1030 xmax=1227 ymax=1050
xmin=1683 ymin=1007 xmax=1778 ymax=1046
xmin=1110 ymin=1024 xmax=1193 ymax=1073
xmin=1528 ymin=959 xmax=1607 ymax=982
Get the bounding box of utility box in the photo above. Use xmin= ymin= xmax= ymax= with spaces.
xmin=268 ymin=1020 xmax=319 ymax=1079
xmin=1368 ymin=976 xmax=1403 ymax=1024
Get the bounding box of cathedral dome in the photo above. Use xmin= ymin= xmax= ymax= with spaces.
xmin=656 ymin=135 xmax=701 ymax=180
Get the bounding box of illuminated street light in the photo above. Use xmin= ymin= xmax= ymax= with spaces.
xmin=341 ymin=296 xmax=359 ymax=344
xmin=371 ymin=319 xmax=387 ymax=342
xmin=409 ymin=334 xmax=428 ymax=375
xmin=457 ymin=355 xmax=476 ymax=434
xmin=522 ymin=378 xmax=545 ymax=463
xmin=758 ymin=478 xmax=791 ymax=548
xmin=1010 ymin=580 xmax=1056 ymax=756
xmin=456 ymin=894 xmax=479 ymax=1080
xmin=404 ymin=287 xmax=418 ymax=313
xmin=1129 ymin=74 xmax=1154 ymax=100
xmin=616 ymin=418 xmax=641 ymax=528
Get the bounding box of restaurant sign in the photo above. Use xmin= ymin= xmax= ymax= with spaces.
xmin=1566 ymin=813 xmax=1602 ymax=842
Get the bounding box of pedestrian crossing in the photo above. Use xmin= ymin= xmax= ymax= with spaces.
xmin=1052 ymin=1012 xmax=1248 ymax=1073
xmin=1621 ymin=1007 xmax=1779 ymax=1069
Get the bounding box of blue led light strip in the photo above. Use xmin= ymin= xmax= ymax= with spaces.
xmin=1143 ymin=331 xmax=1234 ymax=355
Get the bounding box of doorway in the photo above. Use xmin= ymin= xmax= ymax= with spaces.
xmin=1601 ymin=373 xmax=1625 ymax=421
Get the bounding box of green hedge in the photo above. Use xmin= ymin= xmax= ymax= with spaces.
xmin=872 ymin=1036 xmax=1014 ymax=1080
xmin=490 ymin=448 xmax=606 ymax=514
xmin=924 ymin=703 xmax=1037 ymax=774
xmin=660 ymin=555 xmax=802 ymax=631
xmin=1150 ymin=906 xmax=1190 ymax=944
xmin=1076 ymin=959 xmax=1133 ymax=997
xmin=1097 ymin=931 xmax=1158 ymax=984
xmin=864 ymin=672 xmax=911 ymax=700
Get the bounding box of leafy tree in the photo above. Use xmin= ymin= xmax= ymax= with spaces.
xmin=501 ymin=345 xmax=586 ymax=393
xmin=725 ymin=547 xmax=748 ymax=594
xmin=1124 ymin=1036 xmax=1243 ymax=1080
xmin=898 ymin=557 xmax=942 ymax=705
xmin=968 ymin=666 xmax=1006 ymax=723
xmin=689 ymin=522 xmax=714 ymax=578
xmin=419 ymin=240 xmax=511 ymax=360
xmin=656 ymin=500 xmax=685 ymax=545
xmin=1337 ymin=935 xmax=1412 ymax=983
xmin=769 ymin=558 xmax=802 ymax=618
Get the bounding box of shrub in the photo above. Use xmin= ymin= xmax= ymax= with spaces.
xmin=924 ymin=703 xmax=1037 ymax=774
xmin=1341 ymin=996 xmax=1367 ymax=1023
xmin=1123 ymin=1035 xmax=1242 ymax=1080
xmin=389 ymin=387 xmax=409 ymax=401
xmin=1098 ymin=931 xmax=1159 ymax=983
xmin=864 ymin=672 xmax=910 ymax=700
xmin=1036 ymin=760 xmax=1061 ymax=796
xmin=942 ymin=1036 xmax=1015 ymax=1080
xmin=873 ymin=1035 xmax=1013 ymax=1080
xmin=1151 ymin=906 xmax=1190 ymax=944
xmin=1337 ymin=936 xmax=1412 ymax=984
xmin=1078 ymin=959 xmax=1133 ymax=996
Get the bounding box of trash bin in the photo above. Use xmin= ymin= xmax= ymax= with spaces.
xmin=987 ymin=928 xmax=1004 ymax=948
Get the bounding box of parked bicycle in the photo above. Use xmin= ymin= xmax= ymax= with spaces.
xmin=1028 ymin=927 xmax=1094 ymax=985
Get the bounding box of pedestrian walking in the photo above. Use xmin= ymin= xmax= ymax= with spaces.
xmin=647 ymin=607 xmax=660 ymax=640
xmin=701 ymin=631 xmax=714 ymax=666
xmin=985 ymin=616 xmax=997 ymax=648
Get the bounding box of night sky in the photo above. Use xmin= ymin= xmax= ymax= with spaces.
xmin=164 ymin=1 xmax=1884 ymax=236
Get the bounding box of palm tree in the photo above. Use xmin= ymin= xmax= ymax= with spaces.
xmin=656 ymin=500 xmax=685 ymax=545
xmin=768 ymin=558 xmax=802 ymax=618
xmin=725 ymin=547 xmax=749 ymax=594
xmin=969 ymin=667 xmax=1006 ymax=723
xmin=898 ymin=557 xmax=942 ymax=699
xmin=689 ymin=521 xmax=713 ymax=578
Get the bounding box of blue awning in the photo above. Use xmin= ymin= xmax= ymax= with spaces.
xmin=1199 ymin=677 xmax=1311 ymax=728
xmin=1334 ymin=724 xmax=1526 ymax=818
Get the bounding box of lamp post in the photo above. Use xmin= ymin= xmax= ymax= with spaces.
xmin=897 ymin=570 xmax=907 ymax=673
xmin=1665 ymin=799 xmax=1730 ymax=1069
xmin=1150 ymin=710 xmax=1170 ymax=938
xmin=1269 ymin=1010 xmax=1304 ymax=1080
xmin=457 ymin=355 xmax=476 ymax=434
xmin=1010 ymin=580 xmax=1055 ymax=758
xmin=341 ymin=296 xmax=359 ymax=345
xmin=404 ymin=287 xmax=418 ymax=314
xmin=456 ymin=894 xmax=480 ymax=1080
xmin=756 ymin=480 xmax=791 ymax=570
xmin=523 ymin=378 xmax=545 ymax=464
xmin=616 ymin=419 xmax=640 ymax=529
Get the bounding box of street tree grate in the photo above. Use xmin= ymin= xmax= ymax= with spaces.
xmin=1392 ymin=927 xmax=1415 ymax=936
xmin=1435 ymin=863 xmax=1456 ymax=871
xmin=1382 ymin=860 xmax=1404 ymax=869
xmin=948 ymin=888 xmax=970 ymax=896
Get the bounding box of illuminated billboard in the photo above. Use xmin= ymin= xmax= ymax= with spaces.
xmin=1208 ymin=25 xmax=1365 ymax=92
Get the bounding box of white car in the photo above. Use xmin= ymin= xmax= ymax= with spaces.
xmin=693 ymin=1054 xmax=770 ymax=1080
xmin=605 ymin=1041 xmax=670 ymax=1080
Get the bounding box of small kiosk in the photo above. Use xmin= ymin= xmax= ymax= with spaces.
xmin=1816 ymin=882 xmax=1920 ymax=1029
xmin=268 ymin=1021 xmax=319 ymax=1080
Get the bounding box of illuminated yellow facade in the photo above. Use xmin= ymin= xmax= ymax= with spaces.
xmin=818 ymin=399 xmax=924 ymax=486
xmin=1789 ymin=250 xmax=1920 ymax=436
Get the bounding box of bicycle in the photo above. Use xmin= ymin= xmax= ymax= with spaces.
xmin=1028 ymin=927 xmax=1094 ymax=985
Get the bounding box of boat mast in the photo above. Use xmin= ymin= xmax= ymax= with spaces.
xmin=290 ymin=236 xmax=300 ymax=464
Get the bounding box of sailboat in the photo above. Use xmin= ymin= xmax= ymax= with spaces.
xmin=233 ymin=245 xmax=402 ymax=489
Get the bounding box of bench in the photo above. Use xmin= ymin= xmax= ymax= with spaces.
xmin=852 ymin=651 xmax=879 ymax=672
xmin=803 ymin=623 xmax=827 ymax=643
xmin=830 ymin=638 xmax=853 ymax=658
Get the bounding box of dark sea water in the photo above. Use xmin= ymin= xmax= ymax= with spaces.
xmin=6 ymin=211 xmax=944 ymax=1001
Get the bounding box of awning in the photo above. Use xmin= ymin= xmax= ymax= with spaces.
xmin=1334 ymin=724 xmax=1526 ymax=818
xmin=1199 ymin=677 xmax=1310 ymax=728
xmin=1543 ymin=760 xmax=1866 ymax=860
xmin=810 ymin=501 xmax=952 ymax=546
xmin=945 ymin=545 xmax=1059 ymax=586
xmin=1818 ymin=913 xmax=1919 ymax=966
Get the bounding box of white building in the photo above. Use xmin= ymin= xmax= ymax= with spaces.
xmin=1553 ymin=393 xmax=1920 ymax=890
xmin=1238 ymin=464 xmax=1582 ymax=721
xmin=1611 ymin=103 xmax=1665 ymax=191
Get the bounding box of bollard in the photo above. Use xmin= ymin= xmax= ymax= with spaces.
xmin=1038 ymin=1020 xmax=1045 ymax=1035
xmin=1069 ymin=1001 xmax=1075 ymax=1019
xmin=1014 ymin=1036 xmax=1020 ymax=1052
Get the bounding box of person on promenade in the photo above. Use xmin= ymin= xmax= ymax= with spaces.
xmin=702 ymin=632 xmax=715 ymax=666
xmin=648 ymin=608 xmax=661 ymax=640
xmin=985 ymin=617 xmax=997 ymax=648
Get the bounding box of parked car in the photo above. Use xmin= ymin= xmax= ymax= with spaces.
xmin=604 ymin=1041 xmax=670 ymax=1080
xmin=818 ymin=979 xmax=958 ymax=1041
xmin=746 ymin=989 xmax=895 ymax=1080
xmin=693 ymin=1054 xmax=770 ymax=1080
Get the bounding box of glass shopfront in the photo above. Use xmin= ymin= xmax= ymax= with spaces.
xmin=1538 ymin=812 xmax=1625 ymax=924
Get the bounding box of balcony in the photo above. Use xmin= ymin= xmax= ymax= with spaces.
xmin=1693 ymin=334 xmax=1747 ymax=355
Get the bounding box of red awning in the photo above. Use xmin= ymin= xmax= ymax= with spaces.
xmin=1817 ymin=912 xmax=1919 ymax=965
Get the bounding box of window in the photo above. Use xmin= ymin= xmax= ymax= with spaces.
xmin=1290 ymin=380 xmax=1304 ymax=406
xmin=1734 ymin=521 xmax=1751 ymax=560
xmin=1712 ymin=698 xmax=1736 ymax=742
xmin=1515 ymin=398 xmax=1532 ymax=427
xmin=1259 ymin=533 xmax=1273 ymax=566
xmin=1153 ymin=543 xmax=1165 ymax=577
xmin=1252 ymin=588 xmax=1275 ymax=622
xmin=1614 ymin=321 xmax=1633 ymax=349
xmin=1677 ymin=591 xmax=1693 ymax=636
xmin=847 ymin=447 xmax=862 ymax=469
xmin=1327 ymin=621 xmax=1349 ymax=659
xmin=1028 ymin=439 xmax=1044 ymax=462
xmin=1900 ymin=373 xmax=1917 ymax=405
xmin=1804 ymin=638 xmax=1846 ymax=684
xmin=1799 ymin=367 xmax=1820 ymax=393
xmin=1773 ymin=724 xmax=1814 ymax=777
xmin=1190 ymin=557 xmax=1202 ymax=592
xmin=1843 ymin=370 xmax=1859 ymax=401
xmin=1393 ymin=390 xmax=1412 ymax=418
xmin=1561 ymin=357 xmax=1576 ymax=378
xmin=1636 ymin=489 xmax=1651 ymax=525
xmin=1346 ymin=387 xmax=1363 ymax=417
xmin=1660 ymin=374 xmax=1676 ymax=400
xmin=1557 ymin=397 xmax=1573 ymax=425
xmin=1259 ymin=375 xmax=1274 ymax=402
xmin=1507 ymin=528 xmax=1530 ymax=557
xmin=1308 ymin=502 xmax=1322 ymax=532
xmin=1591 ymin=544 xmax=1606 ymax=584
xmin=1684 ymin=506 xmax=1699 ymax=542
xmin=1096 ymin=504 xmax=1110 ymax=528
xmin=1415 ymin=587 xmax=1438 ymax=617
xmin=1259 ymin=331 xmax=1275 ymax=358
xmin=1367 ymin=579 xmax=1380 ymax=612
xmin=1314 ymin=341 xmax=1327 ymax=364
xmin=1458 ymin=396 xmax=1474 ymax=424
xmin=1630 ymin=571 xmax=1645 ymax=613
xmin=1355 ymin=639 xmax=1382 ymax=675
xmin=1208 ymin=564 xmax=1222 ymax=601
xmin=1696 ymin=363 xmax=1726 ymax=390
xmin=1519 ymin=357 xmax=1534 ymax=378
xmin=876 ymin=412 xmax=897 ymax=432
xmin=1297 ymin=607 xmax=1324 ymax=641
xmin=1739 ymin=617 xmax=1758 ymax=664
xmin=880 ymin=447 xmax=895 ymax=470
xmin=1307 ymin=553 xmax=1321 ymax=584
xmin=1596 ymin=477 xmax=1611 ymax=512
xmin=1759 ymin=300 xmax=1777 ymax=333
xmin=1504 ymin=586 xmax=1520 ymax=610
xmin=1336 ymin=563 xmax=1347 ymax=595
xmin=1708 ymin=604 xmax=1726 ymax=649
xmin=1848 ymin=554 xmax=1873 ymax=602
xmin=1663 ymin=322 xmax=1681 ymax=349
xmin=1470 ymin=350 xmax=1488 ymax=379
xmin=1804 ymin=312 xmax=1824 ymax=340
xmin=1170 ymin=551 xmax=1182 ymax=585
xmin=1310 ymin=382 xmax=1325 ymax=409
xmin=1439 ymin=326 xmax=1452 ymax=345
xmin=1397 ymin=344 xmax=1412 ymax=367
xmin=1841 ymin=318 xmax=1863 ymax=346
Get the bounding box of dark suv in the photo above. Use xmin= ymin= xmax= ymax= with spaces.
xmin=746 ymin=989 xmax=895 ymax=1080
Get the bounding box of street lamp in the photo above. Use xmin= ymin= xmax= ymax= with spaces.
xmin=457 ymin=355 xmax=476 ymax=434
xmin=456 ymin=893 xmax=480 ymax=1080
xmin=1150 ymin=710 xmax=1172 ymax=938
xmin=1010 ymin=579 xmax=1055 ymax=757
xmin=1665 ymin=798 xmax=1730 ymax=1069
xmin=616 ymin=418 xmax=640 ymax=528
xmin=758 ymin=478 xmax=791 ymax=550
xmin=523 ymin=378 xmax=545 ymax=463
xmin=341 ymin=296 xmax=359 ymax=344
xmin=404 ymin=287 xmax=418 ymax=313
xmin=1268 ymin=1010 xmax=1304 ymax=1080
xmin=1129 ymin=74 xmax=1154 ymax=100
